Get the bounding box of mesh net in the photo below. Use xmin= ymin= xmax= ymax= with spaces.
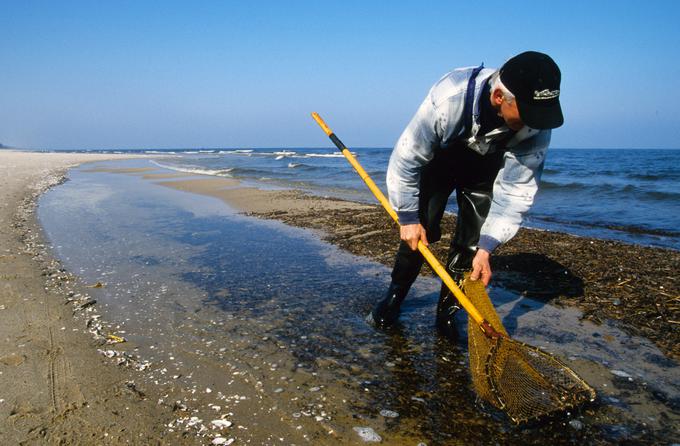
xmin=463 ymin=276 xmax=596 ymax=423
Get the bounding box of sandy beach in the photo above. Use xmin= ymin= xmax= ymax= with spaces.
xmin=2 ymin=151 xmax=679 ymax=444
xmin=0 ymin=151 xmax=191 ymax=444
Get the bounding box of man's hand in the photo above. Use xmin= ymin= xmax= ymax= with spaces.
xmin=400 ymin=223 xmax=428 ymax=251
xmin=470 ymin=248 xmax=492 ymax=286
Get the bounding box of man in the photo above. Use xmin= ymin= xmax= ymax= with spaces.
xmin=369 ymin=51 xmax=563 ymax=339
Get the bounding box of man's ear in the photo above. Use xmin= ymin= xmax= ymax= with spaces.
xmin=491 ymin=88 xmax=504 ymax=106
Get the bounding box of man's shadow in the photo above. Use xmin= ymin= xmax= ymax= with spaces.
xmin=489 ymin=253 xmax=584 ymax=334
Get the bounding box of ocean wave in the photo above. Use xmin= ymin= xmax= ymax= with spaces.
xmin=626 ymin=172 xmax=679 ymax=181
xmin=299 ymin=153 xmax=348 ymax=158
xmin=274 ymin=151 xmax=297 ymax=160
xmin=150 ymin=160 xmax=235 ymax=177
xmin=532 ymin=215 xmax=680 ymax=238
xmin=219 ymin=149 xmax=254 ymax=154
xmin=539 ymin=180 xmax=590 ymax=191
xmin=540 ymin=180 xmax=679 ymax=201
xmin=215 ymin=150 xmax=354 ymax=159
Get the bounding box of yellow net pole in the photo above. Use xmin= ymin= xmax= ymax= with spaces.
xmin=311 ymin=112 xmax=500 ymax=335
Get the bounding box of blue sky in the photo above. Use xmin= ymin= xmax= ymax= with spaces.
xmin=1 ymin=1 xmax=679 ymax=150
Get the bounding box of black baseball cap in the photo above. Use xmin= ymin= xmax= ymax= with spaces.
xmin=500 ymin=51 xmax=563 ymax=130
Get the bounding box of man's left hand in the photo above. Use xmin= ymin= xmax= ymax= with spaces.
xmin=470 ymin=248 xmax=492 ymax=286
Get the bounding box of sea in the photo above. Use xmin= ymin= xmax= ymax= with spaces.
xmin=59 ymin=147 xmax=680 ymax=250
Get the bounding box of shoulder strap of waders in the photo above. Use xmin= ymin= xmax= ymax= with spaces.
xmin=463 ymin=64 xmax=484 ymax=137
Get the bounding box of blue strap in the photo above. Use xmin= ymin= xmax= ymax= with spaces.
xmin=463 ymin=64 xmax=484 ymax=137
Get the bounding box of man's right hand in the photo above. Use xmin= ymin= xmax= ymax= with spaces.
xmin=400 ymin=223 xmax=428 ymax=251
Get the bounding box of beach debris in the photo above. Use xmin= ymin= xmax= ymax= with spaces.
xmin=106 ymin=334 xmax=126 ymax=344
xmin=125 ymin=381 xmax=146 ymax=399
xmin=353 ymin=427 xmax=381 ymax=442
xmin=77 ymin=298 xmax=97 ymax=310
xmin=86 ymin=314 xmax=101 ymax=327
xmin=211 ymin=419 xmax=233 ymax=429
xmin=211 ymin=437 xmax=234 ymax=445
xmin=173 ymin=401 xmax=189 ymax=412
xmin=87 ymin=281 xmax=105 ymax=288
xmin=97 ymin=349 xmax=151 ymax=371
xmin=379 ymin=409 xmax=399 ymax=418
xmin=100 ymin=349 xmax=117 ymax=359
xmin=169 ymin=415 xmax=210 ymax=436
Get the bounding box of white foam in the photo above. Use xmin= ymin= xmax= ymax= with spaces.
xmin=300 ymin=152 xmax=348 ymax=158
xmin=218 ymin=149 xmax=254 ymax=155
xmin=150 ymin=160 xmax=234 ymax=177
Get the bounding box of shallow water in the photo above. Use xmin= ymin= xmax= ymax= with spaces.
xmin=38 ymin=159 xmax=679 ymax=444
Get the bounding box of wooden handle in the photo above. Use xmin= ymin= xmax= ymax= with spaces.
xmin=310 ymin=112 xmax=494 ymax=329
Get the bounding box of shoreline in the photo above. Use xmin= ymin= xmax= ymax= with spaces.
xmin=0 ymin=152 xmax=189 ymax=444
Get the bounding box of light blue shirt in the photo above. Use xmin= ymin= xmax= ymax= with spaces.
xmin=386 ymin=67 xmax=550 ymax=252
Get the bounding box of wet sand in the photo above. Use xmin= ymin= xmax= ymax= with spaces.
xmin=0 ymin=151 xmax=187 ymax=444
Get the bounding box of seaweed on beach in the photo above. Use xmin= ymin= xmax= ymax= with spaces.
xmin=249 ymin=200 xmax=680 ymax=361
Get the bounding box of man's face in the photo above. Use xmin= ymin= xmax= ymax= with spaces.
xmin=492 ymin=89 xmax=524 ymax=131
xmin=499 ymin=97 xmax=524 ymax=131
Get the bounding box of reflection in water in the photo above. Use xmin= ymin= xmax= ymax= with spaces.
xmin=38 ymin=160 xmax=679 ymax=444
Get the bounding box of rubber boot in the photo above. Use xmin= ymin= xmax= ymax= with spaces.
xmin=435 ymin=187 xmax=493 ymax=340
xmin=369 ymin=282 xmax=409 ymax=328
xmin=435 ymin=250 xmax=472 ymax=340
xmin=436 ymin=280 xmax=463 ymax=340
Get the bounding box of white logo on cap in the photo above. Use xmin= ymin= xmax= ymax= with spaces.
xmin=534 ymin=89 xmax=560 ymax=100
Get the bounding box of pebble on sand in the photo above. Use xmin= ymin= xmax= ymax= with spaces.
xmin=211 ymin=419 xmax=233 ymax=429
xmin=353 ymin=427 xmax=382 ymax=442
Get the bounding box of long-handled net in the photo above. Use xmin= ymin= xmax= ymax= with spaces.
xmin=311 ymin=113 xmax=596 ymax=423
xmin=463 ymin=275 xmax=596 ymax=422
